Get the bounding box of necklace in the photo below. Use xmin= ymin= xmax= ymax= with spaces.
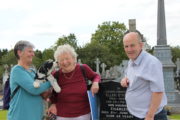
xmin=63 ymin=70 xmax=75 ymax=79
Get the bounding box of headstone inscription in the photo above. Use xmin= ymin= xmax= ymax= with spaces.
xmin=98 ymin=81 xmax=134 ymax=120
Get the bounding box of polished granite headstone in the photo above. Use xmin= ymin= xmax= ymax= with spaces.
xmin=98 ymin=81 xmax=134 ymax=120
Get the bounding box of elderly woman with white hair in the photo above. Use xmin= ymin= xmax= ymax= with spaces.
xmin=48 ymin=44 xmax=101 ymax=120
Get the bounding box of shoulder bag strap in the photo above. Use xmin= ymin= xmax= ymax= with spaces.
xmin=80 ymin=64 xmax=89 ymax=86
xmin=11 ymin=68 xmax=35 ymax=100
xmin=10 ymin=86 xmax=20 ymax=100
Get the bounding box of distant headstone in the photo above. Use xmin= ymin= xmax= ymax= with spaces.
xmin=3 ymin=65 xmax=9 ymax=86
xmin=101 ymin=63 xmax=107 ymax=78
xmin=94 ymin=58 xmax=100 ymax=74
xmin=98 ymin=81 xmax=134 ymax=120
xmin=78 ymin=59 xmax=82 ymax=64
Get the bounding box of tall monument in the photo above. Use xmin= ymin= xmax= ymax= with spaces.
xmin=157 ymin=0 xmax=167 ymax=45
xmin=153 ymin=0 xmax=177 ymax=104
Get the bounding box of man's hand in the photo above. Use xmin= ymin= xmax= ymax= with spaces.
xmin=120 ymin=77 xmax=129 ymax=87
xmin=145 ymin=115 xmax=154 ymax=120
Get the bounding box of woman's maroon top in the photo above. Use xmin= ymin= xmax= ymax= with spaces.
xmin=50 ymin=64 xmax=101 ymax=117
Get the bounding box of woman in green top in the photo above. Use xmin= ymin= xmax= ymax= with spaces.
xmin=8 ymin=40 xmax=51 ymax=120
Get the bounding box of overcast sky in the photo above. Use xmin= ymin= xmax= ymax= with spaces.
xmin=0 ymin=0 xmax=179 ymax=51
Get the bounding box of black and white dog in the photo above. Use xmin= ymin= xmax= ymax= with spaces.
xmin=33 ymin=59 xmax=61 ymax=93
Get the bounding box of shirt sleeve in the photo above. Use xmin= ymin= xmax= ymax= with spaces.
xmin=147 ymin=60 xmax=165 ymax=92
xmin=11 ymin=67 xmax=51 ymax=95
xmin=83 ymin=64 xmax=101 ymax=83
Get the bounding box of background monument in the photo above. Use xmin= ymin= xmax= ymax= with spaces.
xmin=153 ymin=0 xmax=180 ymax=112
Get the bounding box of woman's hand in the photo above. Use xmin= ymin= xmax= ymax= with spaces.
xmin=91 ymin=82 xmax=99 ymax=96
xmin=47 ymin=104 xmax=57 ymax=115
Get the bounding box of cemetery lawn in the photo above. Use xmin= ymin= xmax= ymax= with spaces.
xmin=0 ymin=110 xmax=7 ymax=120
xmin=168 ymin=114 xmax=180 ymax=120
xmin=0 ymin=110 xmax=180 ymax=120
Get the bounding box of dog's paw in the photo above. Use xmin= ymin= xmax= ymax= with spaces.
xmin=54 ymin=86 xmax=61 ymax=93
xmin=33 ymin=81 xmax=40 ymax=88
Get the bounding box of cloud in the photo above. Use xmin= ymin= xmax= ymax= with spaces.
xmin=0 ymin=0 xmax=179 ymax=50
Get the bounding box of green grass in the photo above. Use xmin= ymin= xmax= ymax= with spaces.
xmin=0 ymin=110 xmax=8 ymax=120
xmin=0 ymin=110 xmax=179 ymax=120
xmin=168 ymin=114 xmax=180 ymax=120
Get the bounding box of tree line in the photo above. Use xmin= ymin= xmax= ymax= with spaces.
xmin=0 ymin=21 xmax=180 ymax=81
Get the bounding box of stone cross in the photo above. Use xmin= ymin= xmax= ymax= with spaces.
xmin=176 ymin=58 xmax=180 ymax=77
xmin=129 ymin=19 xmax=136 ymax=32
xmin=94 ymin=58 xmax=100 ymax=74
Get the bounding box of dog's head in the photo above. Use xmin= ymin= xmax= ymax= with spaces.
xmin=36 ymin=59 xmax=58 ymax=79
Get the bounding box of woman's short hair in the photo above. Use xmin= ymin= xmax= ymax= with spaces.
xmin=54 ymin=44 xmax=77 ymax=63
xmin=14 ymin=40 xmax=34 ymax=59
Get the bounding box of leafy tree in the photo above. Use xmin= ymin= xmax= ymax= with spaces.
xmin=90 ymin=21 xmax=128 ymax=66
xmin=171 ymin=46 xmax=180 ymax=63
xmin=42 ymin=48 xmax=54 ymax=61
xmin=32 ymin=50 xmax=43 ymax=68
xmin=77 ymin=42 xmax=114 ymax=70
xmin=0 ymin=66 xmax=4 ymax=83
xmin=0 ymin=49 xmax=9 ymax=65
xmin=0 ymin=50 xmax=16 ymax=79
xmin=32 ymin=56 xmax=43 ymax=69
xmin=34 ymin=50 xmax=43 ymax=59
xmin=54 ymin=33 xmax=78 ymax=50
xmin=1 ymin=50 xmax=16 ymax=66
xmin=0 ymin=49 xmax=8 ymax=57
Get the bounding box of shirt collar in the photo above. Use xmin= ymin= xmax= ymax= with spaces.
xmin=129 ymin=50 xmax=146 ymax=66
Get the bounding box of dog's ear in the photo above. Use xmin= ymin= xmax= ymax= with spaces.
xmin=38 ymin=60 xmax=49 ymax=74
xmin=38 ymin=64 xmax=47 ymax=74
xmin=44 ymin=60 xmax=53 ymax=70
xmin=38 ymin=59 xmax=54 ymax=74
xmin=34 ymin=73 xmax=39 ymax=79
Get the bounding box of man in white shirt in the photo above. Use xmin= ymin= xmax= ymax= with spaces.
xmin=120 ymin=31 xmax=168 ymax=120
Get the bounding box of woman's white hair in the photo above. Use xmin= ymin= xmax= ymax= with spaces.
xmin=54 ymin=44 xmax=78 ymax=63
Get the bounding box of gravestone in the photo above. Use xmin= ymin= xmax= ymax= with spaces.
xmin=98 ymin=81 xmax=134 ymax=120
xmin=93 ymin=59 xmax=132 ymax=120
xmin=94 ymin=58 xmax=101 ymax=75
xmin=78 ymin=59 xmax=82 ymax=64
xmin=2 ymin=65 xmax=9 ymax=89
xmin=101 ymin=63 xmax=107 ymax=79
